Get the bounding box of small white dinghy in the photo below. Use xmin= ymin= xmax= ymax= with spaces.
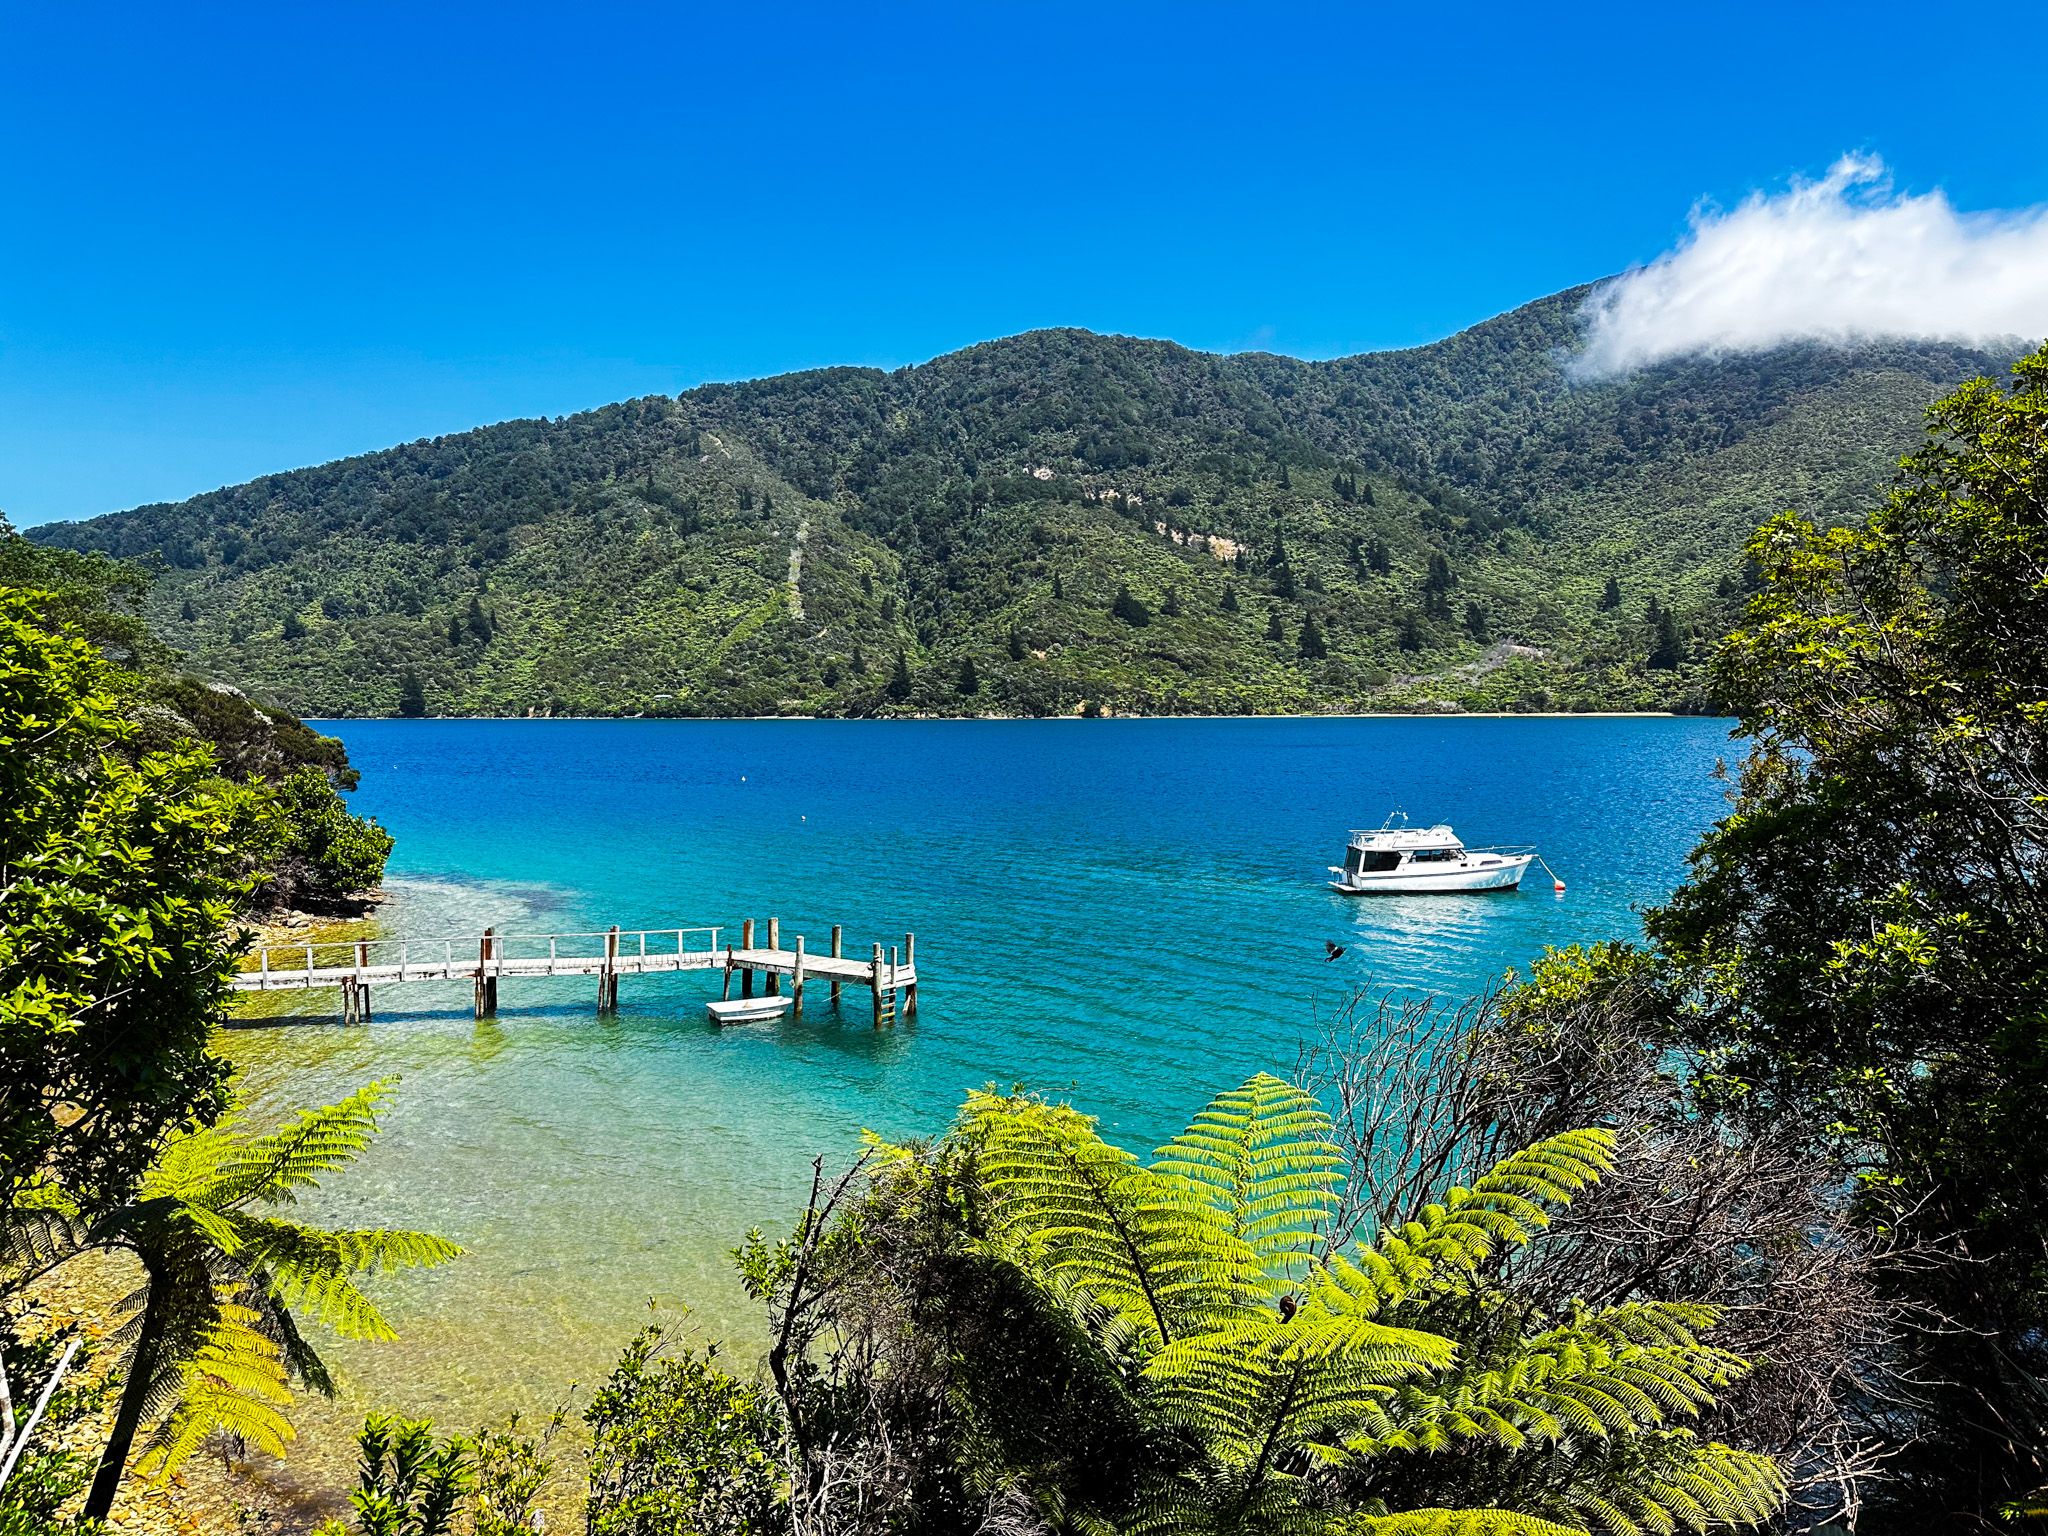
xmin=706 ymin=995 xmax=794 ymax=1026
xmin=1329 ymin=815 xmax=1537 ymax=895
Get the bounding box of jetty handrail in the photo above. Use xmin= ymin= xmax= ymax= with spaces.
xmin=241 ymin=925 xmax=723 ymax=976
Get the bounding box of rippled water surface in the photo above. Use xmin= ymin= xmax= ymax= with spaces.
xmin=220 ymin=717 xmax=1734 ymax=1433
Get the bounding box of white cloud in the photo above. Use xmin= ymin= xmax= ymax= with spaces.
xmin=1575 ymin=154 xmax=2048 ymax=377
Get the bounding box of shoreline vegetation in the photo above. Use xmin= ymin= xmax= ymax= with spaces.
xmin=5 ymin=349 xmax=2046 ymax=1533
xmin=301 ymin=708 xmax=1689 ymax=723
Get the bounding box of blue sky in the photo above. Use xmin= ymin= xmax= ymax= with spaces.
xmin=5 ymin=1 xmax=2045 ymax=527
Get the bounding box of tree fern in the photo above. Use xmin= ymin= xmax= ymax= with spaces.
xmin=961 ymin=1080 xmax=1781 ymax=1536
xmin=68 ymin=1077 xmax=459 ymax=1518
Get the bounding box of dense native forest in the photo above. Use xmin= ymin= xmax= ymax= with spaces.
xmin=28 ymin=289 xmax=2017 ymax=717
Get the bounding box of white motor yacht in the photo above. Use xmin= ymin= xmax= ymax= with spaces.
xmin=1328 ymin=816 xmax=1536 ymax=895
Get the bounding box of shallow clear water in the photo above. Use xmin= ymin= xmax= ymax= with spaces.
xmin=219 ymin=717 xmax=1734 ymax=1431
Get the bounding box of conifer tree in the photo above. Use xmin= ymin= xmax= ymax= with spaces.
xmin=1648 ymin=602 xmax=1686 ymax=670
xmin=1161 ymin=586 xmax=1182 ymax=618
xmin=1111 ymin=584 xmax=1151 ymax=627
xmin=1008 ymin=626 xmax=1025 ymax=661
xmin=1601 ymin=574 xmax=1623 ymax=610
xmin=396 ymin=669 xmax=427 ymax=718
xmin=1220 ymin=582 xmax=1240 ymax=614
xmin=1297 ymin=613 xmax=1327 ymax=659
xmin=1265 ymin=609 xmax=1285 ymax=642
xmin=888 ymin=650 xmax=912 ymax=701
xmin=956 ymin=655 xmax=980 ymax=696
xmin=1422 ymin=552 xmax=1455 ymax=620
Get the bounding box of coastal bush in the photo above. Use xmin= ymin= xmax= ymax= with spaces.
xmin=2 ymin=525 xmax=390 ymax=909
xmin=1297 ymin=965 xmax=1903 ymax=1530
xmin=317 ymin=1415 xmax=475 ymax=1536
xmin=315 ymin=1408 xmax=561 ymax=1536
xmin=267 ymin=764 xmax=395 ymax=905
xmin=585 ymin=1328 xmax=784 ymax=1536
xmin=0 ymin=589 xmax=266 ymax=1212
xmin=1642 ymin=342 xmax=2048 ymax=1521
xmin=726 ymin=1076 xmax=1784 ymax=1536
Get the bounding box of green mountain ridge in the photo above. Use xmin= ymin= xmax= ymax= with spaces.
xmin=29 ymin=287 xmax=2019 ymax=717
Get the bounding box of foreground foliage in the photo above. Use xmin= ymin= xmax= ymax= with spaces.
xmin=0 ymin=588 xmax=266 ymax=1214
xmin=714 ymin=1076 xmax=1785 ymax=1536
xmin=10 ymin=1081 xmax=459 ymax=1518
xmin=585 ymin=1328 xmax=785 ymax=1536
xmin=1639 ymin=342 xmax=2048 ymax=1522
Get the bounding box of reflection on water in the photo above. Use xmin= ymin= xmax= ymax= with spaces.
xmin=217 ymin=716 xmax=1735 ymax=1471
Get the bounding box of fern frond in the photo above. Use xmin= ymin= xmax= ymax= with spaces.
xmin=1151 ymin=1072 xmax=1342 ymax=1288
xmin=134 ymin=1302 xmax=296 ymax=1476
xmin=1556 ymin=1431 xmax=1786 ymax=1534
xmin=1312 ymin=1129 xmax=1618 ymax=1320
xmin=1340 ymin=1510 xmax=1591 ymax=1535
xmin=201 ymin=1080 xmax=396 ymax=1209
xmin=224 ymin=1218 xmax=459 ymax=1338
xmin=967 ymin=1090 xmax=1261 ymax=1349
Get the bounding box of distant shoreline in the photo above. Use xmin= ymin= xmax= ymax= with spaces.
xmin=306 ymin=710 xmax=1705 ymax=723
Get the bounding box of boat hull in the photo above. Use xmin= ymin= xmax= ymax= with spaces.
xmin=1328 ymin=854 xmax=1534 ymax=895
xmin=707 ymin=996 xmax=794 ymax=1025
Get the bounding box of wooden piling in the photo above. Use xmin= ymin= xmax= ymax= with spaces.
xmin=830 ymin=924 xmax=843 ymax=1010
xmin=905 ymin=931 xmax=918 ymax=1018
xmin=871 ymin=941 xmax=885 ymax=1027
xmin=792 ymin=935 xmax=805 ymax=1016
xmin=600 ymin=925 xmax=620 ymax=1013
xmin=475 ymin=927 xmax=498 ymax=1018
xmin=766 ymin=918 xmax=781 ymax=996
xmin=741 ymin=919 xmax=755 ymax=998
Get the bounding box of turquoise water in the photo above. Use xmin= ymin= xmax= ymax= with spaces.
xmin=220 ymin=717 xmax=1733 ymax=1431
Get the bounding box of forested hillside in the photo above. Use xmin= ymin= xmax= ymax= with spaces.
xmin=30 ymin=287 xmax=2018 ymax=716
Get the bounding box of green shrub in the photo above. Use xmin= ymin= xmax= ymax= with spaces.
xmin=268 ymin=765 xmax=394 ymax=902
xmin=585 ymin=1327 xmax=785 ymax=1536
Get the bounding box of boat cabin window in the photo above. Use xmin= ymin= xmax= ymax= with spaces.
xmin=1348 ymin=849 xmax=1402 ymax=873
xmin=1409 ymin=848 xmax=1460 ymax=863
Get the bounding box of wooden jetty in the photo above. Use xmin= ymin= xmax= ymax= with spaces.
xmin=233 ymin=921 xmax=919 ymax=1026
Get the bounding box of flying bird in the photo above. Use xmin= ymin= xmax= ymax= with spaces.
xmin=1324 ymin=941 xmax=1346 ymax=963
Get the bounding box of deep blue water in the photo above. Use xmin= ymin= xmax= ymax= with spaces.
xmin=222 ymin=717 xmax=1734 ymax=1424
